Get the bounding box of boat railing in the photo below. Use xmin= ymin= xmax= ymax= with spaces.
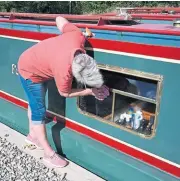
xmin=124 ymin=7 xmax=180 ymax=14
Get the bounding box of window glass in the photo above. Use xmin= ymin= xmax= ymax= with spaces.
xmin=77 ymin=66 xmax=162 ymax=138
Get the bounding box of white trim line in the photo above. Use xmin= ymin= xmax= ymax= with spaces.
xmin=86 ymin=47 xmax=180 ymax=64
xmin=0 ymin=35 xmax=40 ymax=43
xmin=0 ymin=90 xmax=179 ymax=168
xmin=1 ymin=35 xmax=180 ymax=64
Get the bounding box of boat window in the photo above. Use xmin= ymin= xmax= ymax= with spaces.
xmin=105 ymin=20 xmax=140 ymax=26
xmin=77 ymin=65 xmax=162 ymax=138
xmin=70 ymin=20 xmax=98 ymax=24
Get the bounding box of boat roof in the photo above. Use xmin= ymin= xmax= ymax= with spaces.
xmin=0 ymin=12 xmax=180 ymax=36
xmin=127 ymin=23 xmax=180 ymax=32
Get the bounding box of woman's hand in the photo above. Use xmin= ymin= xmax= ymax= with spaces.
xmin=92 ymin=85 xmax=110 ymax=101
xmin=100 ymin=85 xmax=110 ymax=97
xmin=59 ymin=85 xmax=109 ymax=100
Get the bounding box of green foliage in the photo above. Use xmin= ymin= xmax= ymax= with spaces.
xmin=0 ymin=1 xmax=179 ymax=14
xmin=0 ymin=1 xmax=69 ymax=13
xmin=79 ymin=1 xmax=180 ymax=14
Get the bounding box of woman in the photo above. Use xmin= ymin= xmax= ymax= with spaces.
xmin=18 ymin=16 xmax=109 ymax=168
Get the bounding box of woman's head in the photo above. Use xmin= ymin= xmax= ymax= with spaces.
xmin=72 ymin=53 xmax=104 ymax=88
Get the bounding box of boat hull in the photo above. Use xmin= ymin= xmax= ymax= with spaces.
xmin=0 ymin=25 xmax=179 ymax=180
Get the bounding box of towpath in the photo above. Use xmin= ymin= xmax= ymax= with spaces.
xmin=0 ymin=122 xmax=105 ymax=181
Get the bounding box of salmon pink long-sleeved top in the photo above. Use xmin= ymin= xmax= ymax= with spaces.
xmin=18 ymin=23 xmax=86 ymax=93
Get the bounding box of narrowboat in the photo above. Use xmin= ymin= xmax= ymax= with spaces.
xmin=0 ymin=10 xmax=179 ymax=181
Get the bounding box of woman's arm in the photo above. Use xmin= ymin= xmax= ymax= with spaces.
xmin=59 ymin=86 xmax=109 ymax=101
xmin=59 ymin=88 xmax=92 ymax=98
xmin=55 ymin=16 xmax=69 ymax=32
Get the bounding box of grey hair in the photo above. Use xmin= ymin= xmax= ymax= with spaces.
xmin=72 ymin=53 xmax=104 ymax=88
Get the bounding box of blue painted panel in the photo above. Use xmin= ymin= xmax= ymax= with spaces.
xmin=141 ymin=20 xmax=173 ymax=24
xmin=0 ymin=37 xmax=50 ymax=107
xmin=13 ymin=23 xmax=39 ymax=32
xmin=119 ymin=32 xmax=180 ymax=47
xmin=0 ymin=37 xmax=36 ymax=99
xmin=0 ymin=22 xmax=12 ymax=29
xmin=40 ymin=25 xmax=60 ymax=34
